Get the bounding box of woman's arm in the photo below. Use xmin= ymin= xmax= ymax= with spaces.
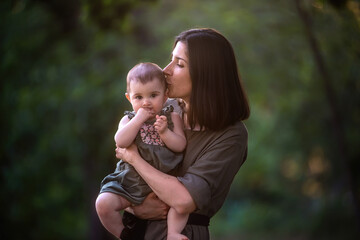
xmin=154 ymin=112 xmax=186 ymax=152
xmin=116 ymin=144 xmax=196 ymax=215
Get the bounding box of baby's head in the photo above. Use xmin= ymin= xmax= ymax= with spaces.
xmin=126 ymin=62 xmax=167 ymax=93
xmin=125 ymin=63 xmax=168 ymax=117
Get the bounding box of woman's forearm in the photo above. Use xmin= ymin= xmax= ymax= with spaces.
xmin=131 ymin=154 xmax=196 ymax=214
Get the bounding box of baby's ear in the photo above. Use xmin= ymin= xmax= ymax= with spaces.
xmin=125 ymin=93 xmax=131 ymax=102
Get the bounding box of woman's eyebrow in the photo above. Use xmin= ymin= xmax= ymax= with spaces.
xmin=174 ymin=56 xmax=188 ymax=63
xmin=170 ymin=52 xmax=188 ymax=63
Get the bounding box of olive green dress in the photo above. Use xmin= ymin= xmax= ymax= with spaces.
xmin=99 ymin=105 xmax=183 ymax=205
xmin=144 ymin=119 xmax=248 ymax=239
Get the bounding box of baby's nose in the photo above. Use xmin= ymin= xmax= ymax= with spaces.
xmin=143 ymin=99 xmax=151 ymax=105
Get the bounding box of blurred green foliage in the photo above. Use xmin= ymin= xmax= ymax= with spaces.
xmin=1 ymin=0 xmax=359 ymax=239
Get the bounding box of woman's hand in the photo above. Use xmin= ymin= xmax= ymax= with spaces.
xmin=115 ymin=143 xmax=139 ymax=164
xmin=127 ymin=192 xmax=170 ymax=220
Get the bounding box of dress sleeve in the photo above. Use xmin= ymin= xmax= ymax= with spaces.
xmin=177 ymin=123 xmax=248 ymax=215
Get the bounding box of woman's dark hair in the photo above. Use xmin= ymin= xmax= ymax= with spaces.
xmin=175 ymin=28 xmax=250 ymax=131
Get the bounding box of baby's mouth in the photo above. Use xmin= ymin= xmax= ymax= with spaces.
xmin=144 ymin=108 xmax=154 ymax=114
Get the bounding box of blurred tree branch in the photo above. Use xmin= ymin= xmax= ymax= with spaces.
xmin=294 ymin=0 xmax=360 ymax=231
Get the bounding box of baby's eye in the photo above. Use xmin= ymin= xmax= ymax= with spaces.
xmin=135 ymin=96 xmax=142 ymax=100
xmin=151 ymin=94 xmax=158 ymax=98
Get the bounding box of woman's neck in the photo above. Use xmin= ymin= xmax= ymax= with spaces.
xmin=183 ymin=112 xmax=202 ymax=131
xmin=179 ymin=99 xmax=202 ymax=131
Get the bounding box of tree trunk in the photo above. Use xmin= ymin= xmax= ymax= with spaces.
xmin=294 ymin=0 xmax=360 ymax=230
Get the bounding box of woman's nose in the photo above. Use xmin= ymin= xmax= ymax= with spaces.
xmin=163 ymin=62 xmax=172 ymax=77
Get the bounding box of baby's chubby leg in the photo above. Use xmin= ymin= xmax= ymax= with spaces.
xmin=167 ymin=208 xmax=189 ymax=240
xmin=95 ymin=192 xmax=131 ymax=239
xmin=167 ymin=233 xmax=189 ymax=240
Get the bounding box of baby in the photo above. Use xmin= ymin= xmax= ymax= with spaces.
xmin=96 ymin=62 xmax=189 ymax=240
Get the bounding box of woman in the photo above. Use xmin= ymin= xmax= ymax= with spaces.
xmin=116 ymin=28 xmax=250 ymax=240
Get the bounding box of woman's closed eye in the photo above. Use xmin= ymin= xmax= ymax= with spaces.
xmin=170 ymin=56 xmax=184 ymax=68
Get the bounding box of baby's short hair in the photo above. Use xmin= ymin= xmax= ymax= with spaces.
xmin=126 ymin=62 xmax=166 ymax=92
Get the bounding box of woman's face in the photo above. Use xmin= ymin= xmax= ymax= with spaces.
xmin=163 ymin=41 xmax=192 ymax=103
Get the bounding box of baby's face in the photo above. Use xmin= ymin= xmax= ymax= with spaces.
xmin=127 ymin=78 xmax=167 ymax=118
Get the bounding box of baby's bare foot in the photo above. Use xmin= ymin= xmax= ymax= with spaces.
xmin=167 ymin=232 xmax=189 ymax=240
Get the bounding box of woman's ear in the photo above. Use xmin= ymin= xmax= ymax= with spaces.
xmin=125 ymin=93 xmax=131 ymax=102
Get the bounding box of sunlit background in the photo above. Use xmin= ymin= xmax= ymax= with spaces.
xmin=1 ymin=0 xmax=359 ymax=239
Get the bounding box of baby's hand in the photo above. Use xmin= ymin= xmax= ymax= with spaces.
xmin=154 ymin=115 xmax=168 ymax=134
xmin=136 ymin=107 xmax=154 ymax=122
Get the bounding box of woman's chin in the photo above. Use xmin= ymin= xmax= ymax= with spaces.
xmin=167 ymin=92 xmax=176 ymax=98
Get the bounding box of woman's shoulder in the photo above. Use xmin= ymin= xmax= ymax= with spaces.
xmin=217 ymin=120 xmax=248 ymax=143
xmin=228 ymin=120 xmax=248 ymax=135
xmin=186 ymin=120 xmax=247 ymax=144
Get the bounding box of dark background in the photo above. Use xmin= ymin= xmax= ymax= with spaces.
xmin=1 ymin=0 xmax=359 ymax=239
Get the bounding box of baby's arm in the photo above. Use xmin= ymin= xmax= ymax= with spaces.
xmin=115 ymin=108 xmax=152 ymax=147
xmin=154 ymin=112 xmax=186 ymax=152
